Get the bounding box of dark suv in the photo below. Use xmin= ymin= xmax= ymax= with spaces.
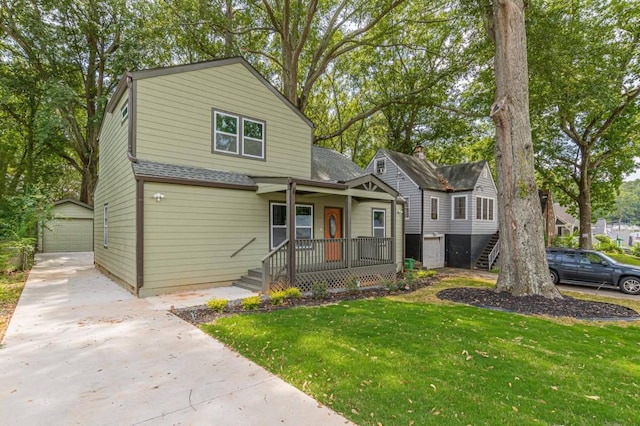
xmin=546 ymin=248 xmax=640 ymax=295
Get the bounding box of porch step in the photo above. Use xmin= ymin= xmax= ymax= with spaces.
xmin=233 ymin=269 xmax=263 ymax=292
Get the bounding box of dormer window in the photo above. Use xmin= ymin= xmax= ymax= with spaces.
xmin=374 ymin=158 xmax=386 ymax=175
xmin=213 ymin=109 xmax=265 ymax=160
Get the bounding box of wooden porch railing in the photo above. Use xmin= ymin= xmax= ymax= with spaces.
xmin=261 ymin=240 xmax=289 ymax=291
xmin=350 ymin=237 xmax=393 ymax=267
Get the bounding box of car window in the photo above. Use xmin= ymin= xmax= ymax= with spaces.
xmin=558 ymin=252 xmax=576 ymax=264
xmin=583 ymin=253 xmax=604 ymax=264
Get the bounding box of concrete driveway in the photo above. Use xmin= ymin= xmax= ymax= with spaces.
xmin=0 ymin=253 xmax=349 ymax=425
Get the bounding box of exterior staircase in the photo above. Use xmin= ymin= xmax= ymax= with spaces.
xmin=474 ymin=232 xmax=500 ymax=270
xmin=233 ymin=268 xmax=263 ymax=292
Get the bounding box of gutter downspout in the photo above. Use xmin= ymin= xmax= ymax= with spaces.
xmin=286 ymin=179 xmax=297 ymax=287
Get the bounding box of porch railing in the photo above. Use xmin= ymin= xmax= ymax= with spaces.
xmin=261 ymin=239 xmax=289 ymax=291
xmin=488 ymin=239 xmax=500 ymax=269
xmin=261 ymin=237 xmax=394 ymax=290
xmin=294 ymin=237 xmax=393 ymax=272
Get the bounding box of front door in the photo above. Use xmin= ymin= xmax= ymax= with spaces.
xmin=324 ymin=207 xmax=342 ymax=261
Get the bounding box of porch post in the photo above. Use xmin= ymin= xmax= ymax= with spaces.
xmin=287 ymin=180 xmax=297 ymax=286
xmin=391 ymin=198 xmax=396 ymax=265
xmin=345 ymin=195 xmax=352 ymax=269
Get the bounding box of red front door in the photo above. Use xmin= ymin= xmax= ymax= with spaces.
xmin=324 ymin=207 xmax=342 ymax=261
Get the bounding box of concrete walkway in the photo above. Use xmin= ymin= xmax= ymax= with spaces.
xmin=0 ymin=253 xmax=350 ymax=425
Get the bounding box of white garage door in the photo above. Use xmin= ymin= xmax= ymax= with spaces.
xmin=423 ymin=236 xmax=444 ymax=269
xmin=42 ymin=218 xmax=94 ymax=252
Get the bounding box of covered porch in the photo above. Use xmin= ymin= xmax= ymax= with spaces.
xmin=253 ymin=175 xmax=403 ymax=293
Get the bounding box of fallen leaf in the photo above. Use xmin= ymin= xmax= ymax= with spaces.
xmin=585 ymin=395 xmax=600 ymax=400
xmin=551 ymin=386 xmax=558 ymax=391
xmin=352 ymin=409 xmax=359 ymax=414
xmin=430 ymin=384 xmax=437 ymax=391
xmin=512 ymin=406 xmax=519 ymax=412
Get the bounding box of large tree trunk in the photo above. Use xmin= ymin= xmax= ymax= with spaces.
xmin=490 ymin=0 xmax=561 ymax=298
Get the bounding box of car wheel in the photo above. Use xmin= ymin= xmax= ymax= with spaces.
xmin=550 ymin=270 xmax=559 ymax=285
xmin=620 ymin=277 xmax=640 ymax=295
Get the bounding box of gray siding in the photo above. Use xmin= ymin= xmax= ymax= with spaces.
xmin=365 ymin=151 xmax=421 ymax=235
xmin=422 ymin=190 xmax=450 ymax=235
xmin=470 ymin=164 xmax=499 ymax=235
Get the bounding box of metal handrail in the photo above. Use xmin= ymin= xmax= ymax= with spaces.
xmin=230 ymin=237 xmax=256 ymax=258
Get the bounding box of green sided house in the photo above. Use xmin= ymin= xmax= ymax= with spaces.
xmin=94 ymin=57 xmax=403 ymax=297
xmin=39 ymin=199 xmax=94 ymax=253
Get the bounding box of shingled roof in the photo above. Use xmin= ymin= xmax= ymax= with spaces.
xmin=380 ymin=148 xmax=487 ymax=192
xmin=132 ymin=160 xmax=257 ymax=188
xmin=311 ymin=146 xmax=366 ymax=182
xmin=131 ymin=146 xmax=367 ymax=187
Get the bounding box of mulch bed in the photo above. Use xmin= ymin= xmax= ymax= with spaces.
xmin=172 ymin=278 xmax=434 ymax=325
xmin=437 ymin=287 xmax=640 ymax=320
xmin=171 ymin=276 xmax=640 ymax=325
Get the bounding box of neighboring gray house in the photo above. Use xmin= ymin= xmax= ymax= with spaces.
xmin=94 ymin=57 xmax=403 ymax=297
xmin=365 ymin=147 xmax=498 ymax=269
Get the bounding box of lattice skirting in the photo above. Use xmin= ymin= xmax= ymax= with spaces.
xmin=295 ymin=264 xmax=396 ymax=293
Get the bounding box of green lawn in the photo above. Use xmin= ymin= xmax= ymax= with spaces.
xmin=607 ymin=252 xmax=640 ymax=267
xmin=203 ymin=278 xmax=640 ymax=425
xmin=0 ymin=271 xmax=27 ymax=341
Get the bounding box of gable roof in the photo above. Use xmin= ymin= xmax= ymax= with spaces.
xmin=379 ymin=148 xmax=487 ymax=192
xmin=53 ymin=199 xmax=93 ymax=210
xmin=311 ymin=146 xmax=366 ymax=183
xmin=106 ymin=57 xmax=313 ymax=129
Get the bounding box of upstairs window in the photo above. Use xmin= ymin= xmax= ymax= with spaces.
xmin=476 ymin=197 xmax=495 ymax=221
xmin=213 ymin=110 xmax=265 ymax=159
xmin=374 ymin=158 xmax=386 ymax=175
xmin=452 ymin=195 xmax=467 ymax=220
xmin=242 ymin=118 xmax=264 ymax=158
xmin=404 ymin=196 xmax=410 ymax=220
xmin=430 ymin=197 xmax=439 ymax=220
xmin=120 ymin=101 xmax=128 ymax=124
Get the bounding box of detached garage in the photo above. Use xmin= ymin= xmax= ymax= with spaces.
xmin=39 ymin=199 xmax=94 ymax=253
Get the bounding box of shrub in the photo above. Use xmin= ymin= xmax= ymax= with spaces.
xmin=631 ymin=243 xmax=640 ymax=258
xmin=344 ymin=276 xmax=360 ymax=294
xmin=284 ymin=287 xmax=302 ymax=299
xmin=382 ymin=279 xmax=401 ymax=292
xmin=414 ymin=269 xmax=436 ymax=278
xmin=312 ymin=281 xmax=328 ymax=299
xmin=241 ymin=295 xmax=261 ymax=310
xmin=269 ymin=289 xmax=288 ymax=305
xmin=206 ymin=298 xmax=228 ymax=313
xmin=594 ymin=235 xmax=623 ymax=254
xmin=554 ymin=231 xmax=579 ymax=248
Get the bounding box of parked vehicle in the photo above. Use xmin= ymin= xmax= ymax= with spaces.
xmin=546 ymin=248 xmax=640 ymax=295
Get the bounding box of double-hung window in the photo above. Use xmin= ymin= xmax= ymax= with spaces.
xmin=430 ymin=197 xmax=439 ymax=220
xmin=452 ymin=195 xmax=467 ymax=220
xmin=374 ymin=158 xmax=386 ymax=175
xmin=404 ymin=196 xmax=410 ymax=219
xmin=372 ymin=209 xmax=386 ymax=237
xmin=476 ymin=197 xmax=495 ymax=221
xmin=270 ymin=203 xmax=313 ymax=249
xmin=120 ymin=101 xmax=128 ymax=124
xmin=213 ymin=110 xmax=265 ymax=159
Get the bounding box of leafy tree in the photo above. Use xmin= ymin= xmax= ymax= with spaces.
xmin=488 ymin=0 xmax=561 ymax=298
xmin=0 ymin=0 xmax=170 ymax=204
xmin=527 ymin=0 xmax=640 ymax=249
xmin=605 ymin=179 xmax=640 ymax=226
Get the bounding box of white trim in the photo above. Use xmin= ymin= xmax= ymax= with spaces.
xmin=475 ymin=196 xmax=495 ymax=221
xmin=430 ymin=196 xmax=440 ymax=221
xmin=372 ymin=208 xmax=386 ymax=237
xmin=213 ymin=110 xmax=240 ymax=155
xmin=451 ymin=195 xmax=467 ymax=220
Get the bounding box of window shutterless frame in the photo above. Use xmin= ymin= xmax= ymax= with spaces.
xmin=212 ymin=109 xmax=266 ymax=160
xmin=452 ymin=195 xmax=467 ymax=220
xmin=372 ymin=209 xmax=386 ymax=237
xmin=103 ymin=204 xmax=108 ymax=248
xmin=270 ymin=202 xmax=313 ymax=250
